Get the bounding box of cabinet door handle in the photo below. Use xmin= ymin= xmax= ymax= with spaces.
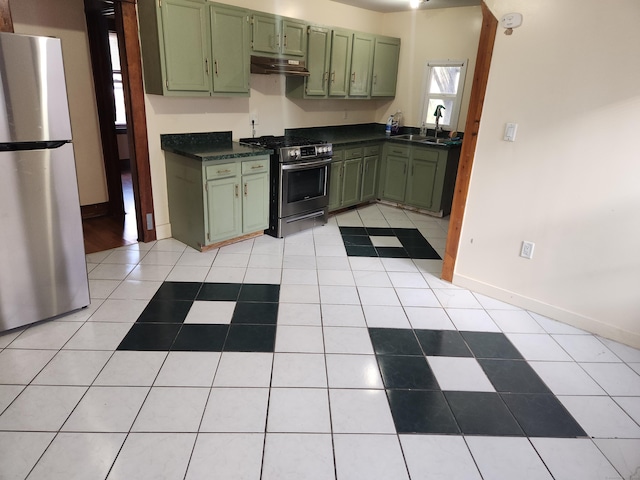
xmin=373 ymin=74 xmax=377 ymax=85
xmin=331 ymin=71 xmax=335 ymax=84
xmin=235 ymin=184 xmax=239 ymax=197
xmin=351 ymin=72 xmax=356 ymax=83
xmin=214 ymin=60 xmax=219 ymax=77
xmin=323 ymin=72 xmax=329 ymax=85
xmin=244 ymin=183 xmax=248 ymax=196
xmin=251 ymin=165 xmax=264 ymax=169
xmin=283 ymin=34 xmax=287 ymax=48
xmin=205 ymin=58 xmax=209 ymax=75
xmin=218 ymin=169 xmax=231 ymax=174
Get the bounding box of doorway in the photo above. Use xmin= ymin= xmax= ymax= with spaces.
xmin=83 ymin=0 xmax=156 ymax=253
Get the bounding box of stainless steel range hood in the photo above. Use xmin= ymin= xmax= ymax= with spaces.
xmin=250 ymin=56 xmax=310 ymax=76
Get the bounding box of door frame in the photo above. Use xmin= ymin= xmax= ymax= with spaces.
xmin=442 ymin=1 xmax=497 ymax=281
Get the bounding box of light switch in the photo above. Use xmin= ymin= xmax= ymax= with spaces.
xmin=504 ymin=123 xmax=518 ymax=142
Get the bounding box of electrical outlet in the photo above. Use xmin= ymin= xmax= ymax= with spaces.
xmin=250 ymin=112 xmax=259 ymax=125
xmin=520 ymin=241 xmax=535 ymax=259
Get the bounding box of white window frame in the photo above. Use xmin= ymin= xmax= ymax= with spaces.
xmin=419 ymin=59 xmax=467 ymax=130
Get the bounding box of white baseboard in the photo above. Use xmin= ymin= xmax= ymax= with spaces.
xmin=452 ymin=274 xmax=640 ymax=350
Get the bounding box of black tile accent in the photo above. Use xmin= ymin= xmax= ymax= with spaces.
xmin=345 ymin=246 xmax=378 ymax=257
xmin=393 ymin=228 xmax=424 ymax=238
xmin=369 ymin=328 xmax=423 ymax=356
xmin=118 ymin=323 xmax=182 ymax=351
xmin=339 ymin=226 xmax=368 ymax=235
xmin=136 ymin=300 xmax=193 ymax=324
xmin=197 ymin=283 xmax=241 ymax=301
xmin=152 ymin=281 xmax=202 ymax=301
xmin=478 ymin=359 xmax=551 ymax=394
xmin=404 ymin=247 xmax=441 ymax=260
xmin=365 ymin=227 xmax=395 ymax=236
xmin=501 ymin=393 xmax=587 ymax=438
xmin=387 ymin=390 xmax=460 ymax=434
xmin=375 ymin=247 xmax=409 ymax=258
xmin=461 ymin=331 xmax=524 ymax=359
xmin=238 ymin=284 xmax=280 ymax=303
xmin=342 ymin=235 xmax=374 ymax=247
xmin=398 ymin=236 xmax=431 ymax=248
xmin=171 ymin=324 xmax=228 ymax=351
xmin=444 ymin=391 xmax=524 ymax=436
xmin=231 ymin=302 xmax=279 ymax=325
xmin=224 ymin=324 xmax=276 ymax=352
xmin=415 ymin=330 xmax=473 ymax=357
xmin=377 ymin=355 xmax=439 ymax=390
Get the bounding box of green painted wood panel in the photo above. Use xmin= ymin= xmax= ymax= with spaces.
xmin=207 ymin=176 xmax=241 ymax=243
xmin=282 ymin=19 xmax=307 ymax=57
xmin=251 ymin=13 xmax=279 ymax=55
xmin=210 ymin=4 xmax=250 ymax=93
xmin=407 ymin=157 xmax=438 ymax=209
xmin=305 ymin=26 xmax=331 ymax=96
xmin=371 ymin=36 xmax=400 ymax=97
xmin=341 ymin=158 xmax=362 ymax=207
xmin=360 ymin=155 xmax=379 ymax=201
xmin=161 ymin=0 xmax=210 ymax=92
xmin=329 ymin=29 xmax=352 ymax=97
xmin=328 ymin=160 xmax=343 ymax=211
xmin=382 ymin=155 xmax=408 ymax=203
xmin=349 ymin=33 xmax=375 ymax=97
xmin=242 ymin=172 xmax=269 ymax=233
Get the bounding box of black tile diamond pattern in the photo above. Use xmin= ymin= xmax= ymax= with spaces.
xmin=339 ymin=227 xmax=441 ymax=259
xmin=117 ymin=280 xmax=587 ymax=440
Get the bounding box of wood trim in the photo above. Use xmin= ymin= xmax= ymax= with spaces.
xmin=0 ymin=0 xmax=13 ymax=33
xmin=81 ymin=202 xmax=110 ymax=219
xmin=116 ymin=0 xmax=156 ymax=242
xmin=441 ymin=1 xmax=498 ymax=282
xmin=84 ymin=0 xmax=125 ymax=218
xmin=201 ymin=231 xmax=264 ymax=252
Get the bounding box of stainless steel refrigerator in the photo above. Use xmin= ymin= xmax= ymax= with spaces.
xmin=0 ymin=32 xmax=90 ymax=333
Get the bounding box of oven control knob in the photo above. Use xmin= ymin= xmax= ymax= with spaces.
xmin=289 ymin=149 xmax=299 ymax=158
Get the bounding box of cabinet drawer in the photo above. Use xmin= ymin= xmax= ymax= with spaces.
xmin=344 ymin=147 xmax=363 ymax=159
xmin=364 ymin=144 xmax=379 ymax=156
xmin=412 ymin=147 xmax=439 ymax=162
xmin=332 ymin=149 xmax=345 ymax=161
xmin=206 ymin=162 xmax=238 ymax=180
xmin=386 ymin=144 xmax=409 ymax=157
xmin=242 ymin=158 xmax=269 ymax=175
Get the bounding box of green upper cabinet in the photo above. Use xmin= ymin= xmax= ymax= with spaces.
xmin=371 ymin=36 xmax=400 ymax=97
xmin=305 ymin=26 xmax=331 ymax=96
xmin=251 ymin=13 xmax=306 ymax=58
xmin=139 ymin=0 xmax=210 ymax=95
xmin=209 ymin=4 xmax=250 ymax=94
xmin=329 ymin=29 xmax=353 ymax=97
xmin=349 ymin=33 xmax=375 ymax=97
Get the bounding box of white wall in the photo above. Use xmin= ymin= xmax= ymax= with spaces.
xmin=454 ymin=0 xmax=640 ymax=347
xmin=12 ymin=0 xmax=108 ymax=207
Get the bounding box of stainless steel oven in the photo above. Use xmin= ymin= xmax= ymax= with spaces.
xmin=239 ymin=136 xmax=333 ymax=237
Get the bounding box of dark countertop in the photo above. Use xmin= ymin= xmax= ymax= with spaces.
xmin=286 ymin=123 xmax=462 ymax=149
xmin=161 ymin=131 xmax=271 ymax=161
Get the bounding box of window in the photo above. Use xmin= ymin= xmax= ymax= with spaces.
xmin=108 ymin=32 xmax=127 ymax=127
xmin=420 ymin=60 xmax=467 ymax=130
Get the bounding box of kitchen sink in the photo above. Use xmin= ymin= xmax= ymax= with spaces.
xmin=392 ymin=134 xmax=451 ymax=145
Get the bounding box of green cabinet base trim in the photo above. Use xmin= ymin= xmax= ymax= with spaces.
xmin=165 ymin=149 xmax=270 ymax=251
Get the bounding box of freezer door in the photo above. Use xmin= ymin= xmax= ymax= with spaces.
xmin=0 ymin=32 xmax=72 ymax=144
xmin=0 ymin=143 xmax=89 ymax=331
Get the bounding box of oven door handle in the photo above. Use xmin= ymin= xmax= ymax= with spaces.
xmin=281 ymin=158 xmax=332 ymax=170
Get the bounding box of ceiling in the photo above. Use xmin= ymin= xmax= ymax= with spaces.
xmin=330 ymin=0 xmax=480 ymax=13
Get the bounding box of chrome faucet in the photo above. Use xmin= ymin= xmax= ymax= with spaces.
xmin=434 ymin=105 xmax=445 ymax=139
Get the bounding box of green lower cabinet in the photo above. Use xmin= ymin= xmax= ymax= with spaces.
xmin=341 ymin=158 xmax=362 ymax=207
xmin=381 ymin=155 xmax=408 ymax=203
xmin=242 ymin=172 xmax=269 ymax=233
xmin=207 ymin=176 xmax=242 ymax=243
xmin=328 ymin=150 xmax=344 ymax=212
xmin=406 ymin=156 xmax=438 ymax=209
xmin=360 ymin=155 xmax=378 ymax=201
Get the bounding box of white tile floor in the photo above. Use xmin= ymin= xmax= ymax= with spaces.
xmin=0 ymin=203 xmax=639 ymax=479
